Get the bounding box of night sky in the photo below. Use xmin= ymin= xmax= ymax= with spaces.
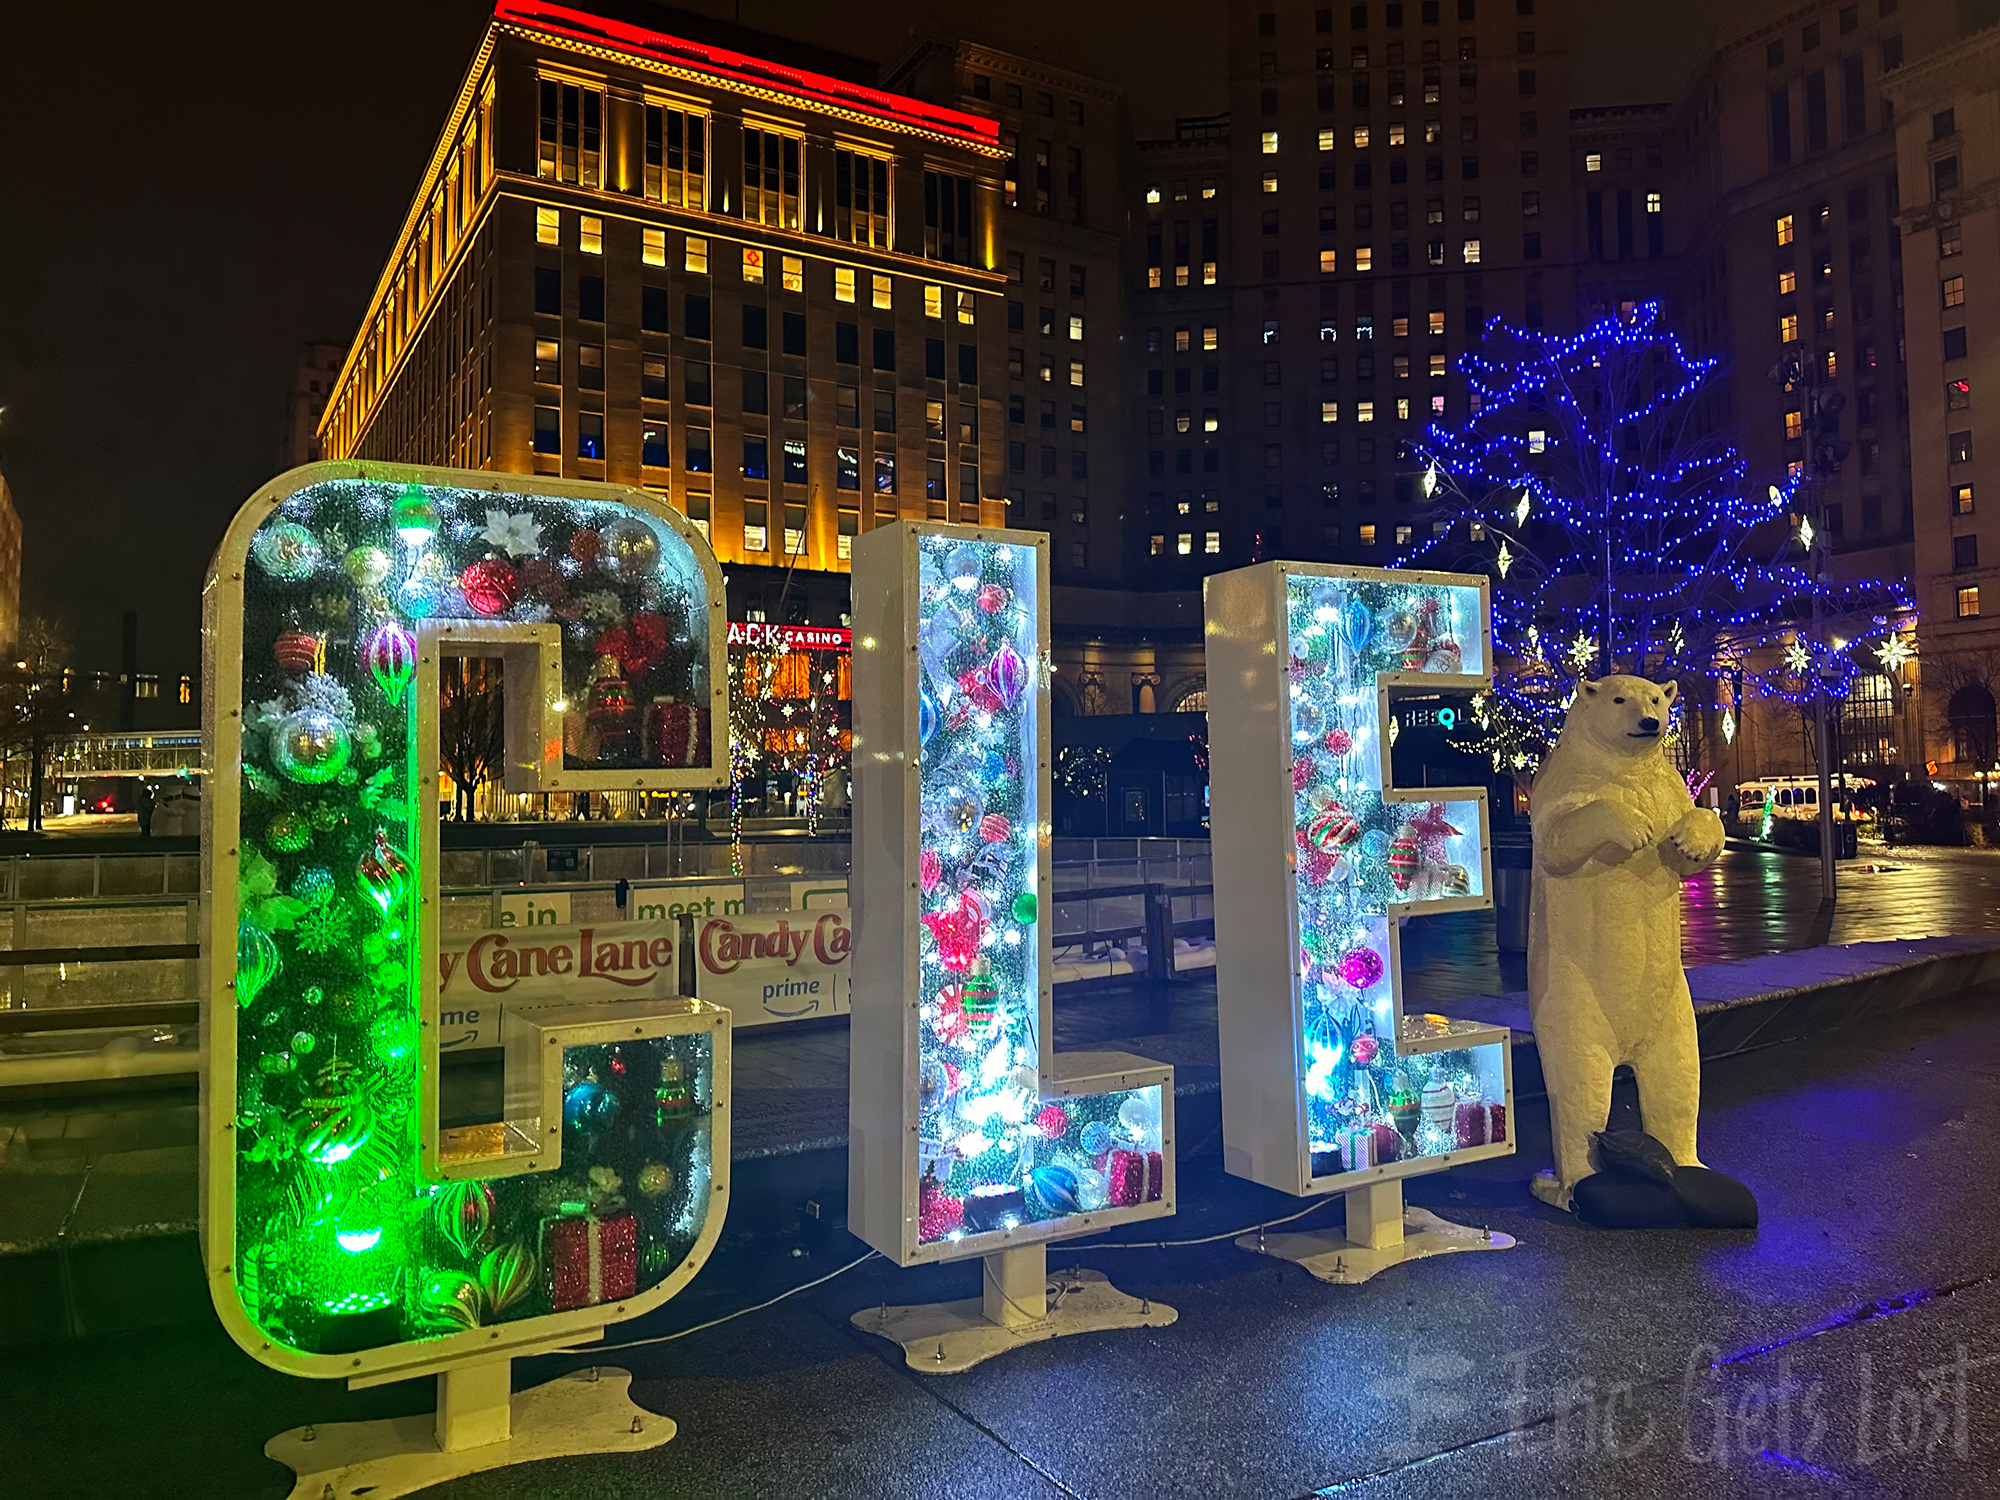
xmin=0 ymin=0 xmax=1720 ymax=672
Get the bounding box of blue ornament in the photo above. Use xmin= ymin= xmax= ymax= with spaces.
xmin=982 ymin=748 xmax=1009 ymax=781
xmin=1340 ymin=600 xmax=1374 ymax=655
xmin=1026 ymin=1163 xmax=1082 ymax=1219
xmin=1079 ymin=1121 xmax=1112 ymax=1156
xmin=919 ymin=684 xmax=940 ymax=747
xmin=1359 ymin=829 xmax=1392 ymax=864
xmin=563 ymin=1079 xmax=620 ymax=1134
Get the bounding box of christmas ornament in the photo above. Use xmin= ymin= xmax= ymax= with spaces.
xmin=943 ymin=543 xmax=985 ymax=590
xmin=274 ymin=629 xmax=322 ymax=675
xmin=985 ymin=641 xmax=1028 ymax=710
xmin=567 ymin=526 xmax=600 ymax=568
xmin=1035 ymin=1104 xmax=1071 ymax=1138
xmin=1300 ymin=846 xmax=1336 ymax=884
xmin=1026 ymin=1163 xmax=1082 ymax=1219
xmin=1337 ymin=946 xmax=1385 ymax=989
xmin=918 ymin=684 xmax=940 ymax=747
xmin=236 ymin=921 xmax=281 ymax=1007
xmin=1350 ymin=1033 xmax=1380 ymax=1067
xmin=1387 ymin=1077 xmax=1421 ymax=1138
xmin=941 ymin=787 xmax=982 ymax=835
xmin=1421 ymin=1080 xmax=1457 ymax=1131
xmin=1400 ymin=640 xmax=1430 ymax=672
xmin=1307 ymin=805 xmax=1361 ymax=854
xmin=392 ymin=485 xmax=436 ymax=546
xmin=356 ymin=830 xmax=411 ymax=914
xmin=433 ymin=1179 xmax=497 ymax=1259
xmin=563 ymin=1077 xmax=620 ymax=1134
xmin=291 ymin=866 xmax=335 ymax=906
xmin=1292 ymin=757 xmax=1314 ymax=792
xmin=478 ymin=1242 xmax=537 ymax=1316
xmin=480 ymin=508 xmax=543 ymax=557
xmin=918 ymin=1174 xmax=965 ymax=1241
xmin=289 ymin=1029 xmax=316 ymax=1056
xmin=978 ymin=812 xmax=1012 ymax=844
xmin=637 ymin=1161 xmax=675 ymax=1198
xmin=343 ymin=545 xmax=392 ymax=587
xmin=1359 ymin=828 xmax=1391 ymax=864
xmin=597 ymin=516 xmax=661 ymax=579
xmin=416 ymin=1269 xmax=486 ymax=1332
xmin=652 ymin=1054 xmax=693 ymax=1121
xmin=1383 ymin=608 xmax=1419 ymax=651
xmin=363 ymin=620 xmax=418 ymax=705
xmin=976 ymin=583 xmax=1008 ymax=614
xmin=291 ymin=1059 xmax=376 ymax=1166
xmin=918 ymin=607 xmax=962 ymax=686
xmin=644 ymin=699 xmax=706 ymax=768
xmin=251 ymin=523 xmax=322 ymax=580
xmin=920 ymin=892 xmax=986 ymax=971
xmin=1080 ymin=1122 xmax=1112 ymax=1156
xmin=1325 ymin=727 xmax=1353 ymax=755
xmin=271 ymin=707 xmax=351 ymax=785
xmin=1011 ymin=891 xmax=1038 ymax=925
xmin=265 ymin=812 xmax=311 ymax=852
xmin=919 ymin=849 xmax=943 ymax=895
xmin=958 ymin=959 xmax=1000 ymax=1032
xmin=1387 ymin=835 xmax=1423 ymax=891
xmin=1117 ymin=1091 xmax=1161 ymax=1142
xmin=1370 ymin=1121 xmax=1402 ymax=1162
xmin=1425 ymin=637 xmax=1463 ymax=673
xmin=1339 ymin=599 xmax=1374 ymax=655
xmin=460 ymin=557 xmax=522 ymax=615
xmin=1454 ymin=1099 xmax=1491 ymax=1149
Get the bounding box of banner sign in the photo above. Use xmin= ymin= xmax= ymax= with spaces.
xmin=692 ymin=909 xmax=851 ymax=1026
xmin=437 ymin=921 xmax=679 ymax=1049
xmin=726 ymin=621 xmax=852 ymax=652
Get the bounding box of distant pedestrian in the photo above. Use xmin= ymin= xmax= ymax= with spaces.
xmin=136 ymin=780 xmax=155 ymax=837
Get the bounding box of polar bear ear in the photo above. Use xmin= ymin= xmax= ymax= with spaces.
xmin=1661 ymin=681 xmax=1679 ymax=704
xmin=1580 ymin=680 xmax=1601 ymax=697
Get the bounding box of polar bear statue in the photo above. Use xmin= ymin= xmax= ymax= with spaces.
xmin=1527 ymin=675 xmax=1727 ymax=1215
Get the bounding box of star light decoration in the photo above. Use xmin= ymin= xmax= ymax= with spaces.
xmin=1405 ymin=301 xmax=1910 ymax=769
xmin=1875 ymin=634 xmax=1914 ymax=674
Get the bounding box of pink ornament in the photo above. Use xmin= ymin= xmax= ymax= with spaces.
xmin=460 ymin=557 xmax=521 ymax=616
xmin=985 ymin=641 xmax=1028 ymax=711
xmin=920 ymin=891 xmax=987 ymax=973
xmin=1035 ymin=1104 xmax=1070 ymax=1138
xmin=1337 ymin=946 xmax=1385 ymax=989
xmin=1488 ymin=1103 xmax=1507 ymax=1143
xmin=1300 ymin=846 xmax=1336 ymax=884
xmin=1350 ymin=1033 xmax=1379 ymax=1067
xmin=1292 ymin=758 xmax=1314 ymax=792
xmin=918 ymin=1177 xmax=964 ymax=1241
xmin=363 ymin=620 xmax=418 ymax=705
xmin=976 ymin=583 xmax=1008 ymax=614
xmin=1324 ymin=728 xmax=1353 ymax=755
xmin=919 ymin=849 xmax=943 ymax=894
xmin=978 ymin=813 xmax=1012 ymax=844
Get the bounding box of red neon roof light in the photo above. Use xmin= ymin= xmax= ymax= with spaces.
xmin=494 ymin=1 xmax=1001 ymax=146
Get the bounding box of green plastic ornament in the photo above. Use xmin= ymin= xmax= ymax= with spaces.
xmin=433 ymin=1178 xmax=497 ymax=1259
xmin=344 ymin=545 xmax=392 ymax=587
xmin=393 ymin=485 xmax=437 ymax=546
xmin=236 ymin=921 xmax=281 ymax=1007
xmin=478 ymin=1242 xmax=537 ymax=1317
xmin=290 ymin=1030 xmax=316 ymax=1055
xmin=1011 ymin=891 xmax=1038 ymax=925
xmin=266 ymin=812 xmax=312 ymax=852
xmin=415 ymin=1269 xmax=485 ymax=1332
xmin=356 ymin=830 xmax=411 ymax=914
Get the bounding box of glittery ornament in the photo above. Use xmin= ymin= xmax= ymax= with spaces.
xmin=1387 ymin=834 xmax=1422 ymax=891
xmin=985 ymin=641 xmax=1028 ymax=710
xmin=976 ymin=582 xmax=1007 ymax=614
xmin=1011 ymin=891 xmax=1038 ymax=925
xmin=919 ymin=848 xmax=943 ymax=894
xmin=918 ymin=1174 xmax=964 ymax=1241
xmin=433 ymin=1179 xmax=496 ymax=1258
xmin=344 ymin=545 xmax=392 ymax=587
xmin=274 ymin=629 xmax=322 ymax=675
xmin=1325 ymin=727 xmax=1353 ymax=755
xmin=1454 ymin=1099 xmax=1491 ymax=1148
xmin=921 ymin=891 xmax=986 ymax=971
xmin=356 ymin=829 xmax=411 ymax=914
xmin=236 ymin=921 xmax=280 ymax=1007
xmin=251 ymin=523 xmax=322 ymax=580
xmin=919 ymin=606 xmax=963 ymax=686
xmin=1359 ymin=828 xmax=1392 ymax=864
xmin=1350 ymin=1033 xmax=1380 ymax=1067
xmin=1292 ymin=757 xmax=1314 ymax=792
xmin=478 ymin=1242 xmax=537 ymax=1316
xmin=978 ymin=813 xmax=1012 ymax=844
xmin=363 ymin=620 xmax=418 ymax=706
xmin=942 ymin=787 xmax=982 ymax=834
xmin=460 ymin=557 xmax=522 ymax=615
xmin=958 ymin=958 xmax=1000 ymax=1032
xmin=1292 ymin=697 xmax=1324 ymax=740
xmin=636 ymin=1161 xmax=674 ymax=1198
xmin=1308 ymin=804 xmax=1362 ymax=854
xmin=1026 ymin=1163 xmax=1082 ymax=1219
xmin=563 ymin=1077 xmax=620 ymax=1133
xmin=546 ymin=1208 xmax=638 ymax=1311
xmin=1300 ymin=846 xmax=1336 ymax=884
xmin=272 ymin=707 xmax=351 ymax=785
xmin=1036 ymin=1104 xmax=1070 ymax=1137
xmin=291 ymin=866 xmax=335 ymax=906
xmin=392 ymin=485 xmax=437 ymax=545
xmin=598 ymin=516 xmax=661 ymax=579
xmin=1337 ymin=946 xmax=1385 ymax=989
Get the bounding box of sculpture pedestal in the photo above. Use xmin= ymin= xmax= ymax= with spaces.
xmin=266 ymin=1362 xmax=672 ymax=1500
xmin=1236 ymin=1180 xmax=1515 ymax=1285
xmin=852 ymin=1243 xmax=1177 ymax=1374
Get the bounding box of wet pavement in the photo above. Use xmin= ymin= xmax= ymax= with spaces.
xmin=4 ymin=980 xmax=1997 ymax=1500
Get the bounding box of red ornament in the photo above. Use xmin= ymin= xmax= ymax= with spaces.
xmin=544 ymin=1209 xmax=637 ymax=1311
xmin=1400 ymin=640 xmax=1430 ymax=672
xmin=568 ymin=528 xmax=600 ymax=568
xmin=919 ymin=1176 xmax=965 ymax=1241
xmin=1351 ymin=1034 xmax=1380 ymax=1067
xmin=599 ymin=611 xmax=669 ymax=676
xmin=274 ymin=629 xmax=321 ymax=676
xmin=1035 ymin=1104 xmax=1070 ymax=1138
xmin=1324 ymin=728 xmax=1353 ymax=755
xmin=932 ymin=989 xmax=969 ymax=1044
xmin=1454 ymin=1099 xmax=1490 ymax=1148
xmin=920 ymin=891 xmax=987 ymax=972
xmin=978 ymin=813 xmax=1012 ymax=844
xmin=1308 ymin=805 xmax=1362 ymax=853
xmin=1299 ymin=846 xmax=1336 ymax=884
xmin=1407 ymin=803 xmax=1462 ymax=859
xmin=976 ymin=583 xmax=1008 ymax=614
xmin=919 ymin=849 xmax=943 ymax=894
xmin=461 ymin=557 xmax=522 ymax=616
xmin=1387 ymin=834 xmax=1423 ymax=891
xmin=957 ymin=664 xmax=1003 ymax=714
xmin=1292 ymin=757 xmax=1314 ymax=792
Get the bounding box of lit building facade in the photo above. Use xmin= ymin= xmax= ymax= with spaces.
xmin=319 ymin=1 xmax=1011 ymax=616
xmin=284 ymin=342 xmax=346 ymax=470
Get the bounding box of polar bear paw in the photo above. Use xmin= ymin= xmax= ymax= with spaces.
xmin=1666 ymin=807 xmax=1725 ymax=868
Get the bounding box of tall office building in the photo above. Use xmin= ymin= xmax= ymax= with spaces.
xmin=284 ymin=342 xmax=346 ymax=470
xmin=1217 ymin=0 xmax=1576 ymax=567
xmin=1887 ymin=21 xmax=2000 ymax=780
xmin=318 ymin=1 xmax=1011 ymax=621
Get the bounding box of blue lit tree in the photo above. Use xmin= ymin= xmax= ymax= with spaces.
xmin=1411 ymin=303 xmax=1907 ymax=773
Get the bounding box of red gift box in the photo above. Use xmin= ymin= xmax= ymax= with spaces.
xmin=544 ymin=1210 xmax=637 ymax=1312
xmin=1369 ymin=1122 xmax=1402 ymax=1163
xmin=647 ymin=700 xmax=710 ymax=768
xmin=1145 ymin=1150 xmax=1164 ymax=1202
xmin=1454 ymin=1099 xmax=1490 ymax=1149
xmin=1107 ymin=1149 xmax=1146 ymax=1207
xmin=1487 ymin=1103 xmax=1507 ymax=1144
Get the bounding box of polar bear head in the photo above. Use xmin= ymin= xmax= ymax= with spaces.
xmin=1561 ymin=675 xmax=1679 ymax=761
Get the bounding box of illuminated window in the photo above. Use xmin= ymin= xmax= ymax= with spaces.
xmin=1785 ymin=410 xmax=1804 ymax=440
xmin=640 ymin=227 xmax=666 ymax=266
xmin=1432 ymin=394 xmax=1446 ymax=414
xmin=1262 ymin=129 xmax=1280 ymax=153
xmin=873 ymin=273 xmax=892 ymax=310
xmin=1389 ymin=123 xmax=1407 ymax=146
xmin=1360 ymin=523 xmax=1378 ymax=545
xmin=744 ymin=521 xmax=769 ymax=552
xmin=958 ymin=290 xmax=975 ymax=325
xmin=1203 ymin=326 xmax=1219 ymax=351
xmin=1175 ymin=328 xmax=1191 ymax=352
xmin=1462 ymin=238 xmax=1481 ymax=263
xmin=1823 ymin=349 xmax=1837 ymax=378
xmin=1319 ymin=128 xmax=1336 ymax=150
xmin=1205 ymin=531 xmax=1221 ymax=554
xmin=1178 ymin=533 xmax=1194 ymax=555
xmin=685 ymin=236 xmax=708 ymax=274
xmin=833 ymin=148 xmax=891 ymax=247
xmin=743 ymin=127 xmax=802 ymax=228
xmin=1354 ymin=125 xmax=1372 ymax=148
xmin=782 ymin=255 xmax=804 ymax=293
xmin=924 ymin=284 xmax=943 ymax=319
xmin=1321 ymin=400 xmax=1340 ymax=422
xmin=1394 ymin=354 xmax=1411 ymax=378
xmin=1202 ymin=262 xmax=1217 ymax=285
xmin=1429 ymin=353 xmax=1447 ymax=377
xmin=1775 ymin=213 xmax=1795 ymax=245
xmin=1780 ymin=313 xmax=1800 ymax=343
xmin=741 ymin=247 xmax=764 ymax=284
xmin=1069 ymin=314 xmax=1085 ymax=341
xmin=1527 ymin=428 xmax=1547 ymax=453
xmin=1149 ymin=267 xmax=1164 ymax=289
xmin=1957 ymin=586 xmax=1981 ymax=619
xmin=1321 ymin=248 xmax=1338 ymax=273
xmin=1176 ymin=411 xmax=1192 ymax=434
xmin=1944 ymin=276 xmax=1965 ymax=309
xmin=1202 ymin=179 xmax=1217 ymax=199
xmin=1263 ymin=173 xmax=1280 ymax=193
xmin=1429 ymin=311 xmax=1445 ymax=334
xmin=1778 ymin=269 xmax=1797 ymax=295
xmin=1584 ymin=152 xmax=1602 ymax=172
xmin=178 ymin=677 xmax=192 ymax=705
xmin=1151 ymin=533 xmax=1167 ymax=555
xmin=1355 ymin=246 xmax=1373 ymax=271
xmin=1954 ymin=484 xmax=1975 ymax=515
xmin=534 ymin=338 xmax=560 ymax=384
xmin=1070 ymin=360 xmax=1086 ymax=387
xmin=535 ymin=206 xmax=560 ymax=245
xmin=1204 ymin=408 xmax=1220 ymax=432
xmin=538 ymin=79 xmax=602 ymax=187
xmin=642 ymin=103 xmax=706 ymax=208
xmin=835 ymin=267 xmax=856 ymax=303
xmin=578 ymin=214 xmax=602 ymax=254
xmin=1394 ymin=397 xmax=1409 ymax=418
xmin=1645 ymin=191 xmax=1662 ymax=213
xmin=1146 ymin=183 xmax=1162 ymax=204
xmin=1357 ymin=400 xmax=1375 ymax=422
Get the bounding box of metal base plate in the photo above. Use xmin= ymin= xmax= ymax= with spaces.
xmin=265 ymin=1366 xmax=672 ymax=1500
xmin=852 ymin=1267 xmax=1178 ymax=1374
xmin=1236 ymin=1205 xmax=1516 ymax=1285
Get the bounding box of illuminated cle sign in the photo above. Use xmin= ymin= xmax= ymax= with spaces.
xmin=726 ymin=621 xmax=852 ymax=652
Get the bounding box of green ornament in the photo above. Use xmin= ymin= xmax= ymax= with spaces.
xmin=267 ymin=812 xmax=312 ymax=852
xmin=1010 ymin=891 xmax=1038 ymax=925
xmin=237 ymin=920 xmax=281 ymax=1007
xmin=393 ymin=485 xmax=437 ymax=546
xmin=290 ymin=1030 xmax=316 ymax=1055
xmin=292 ymin=866 xmax=335 ymax=906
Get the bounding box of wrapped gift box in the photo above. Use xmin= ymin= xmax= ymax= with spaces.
xmin=544 ymin=1209 xmax=637 ymax=1312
